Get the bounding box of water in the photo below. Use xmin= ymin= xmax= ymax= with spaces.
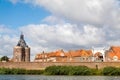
xmin=0 ymin=75 xmax=119 ymax=80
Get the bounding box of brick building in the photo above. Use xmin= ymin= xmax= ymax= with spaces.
xmin=13 ymin=33 xmax=30 ymax=62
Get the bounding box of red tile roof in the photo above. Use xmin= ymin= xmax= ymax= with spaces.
xmin=107 ymin=46 xmax=120 ymax=59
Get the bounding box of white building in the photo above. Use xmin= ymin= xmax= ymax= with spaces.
xmin=92 ymin=47 xmax=106 ymax=62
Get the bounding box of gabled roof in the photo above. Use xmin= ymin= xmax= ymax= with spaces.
xmin=48 ymin=50 xmax=67 ymax=57
xmin=35 ymin=49 xmax=92 ymax=60
xmin=107 ymin=46 xmax=120 ymax=59
xmin=110 ymin=46 xmax=120 ymax=53
xmin=94 ymin=52 xmax=102 ymax=57
xmin=69 ymin=49 xmax=92 ymax=57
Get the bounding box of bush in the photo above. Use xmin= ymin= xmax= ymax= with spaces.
xmin=58 ymin=66 xmax=71 ymax=75
xmin=1 ymin=66 xmax=120 ymax=75
xmin=0 ymin=68 xmax=43 ymax=75
xmin=0 ymin=68 xmax=8 ymax=74
xmin=68 ymin=66 xmax=91 ymax=75
xmin=0 ymin=68 xmax=25 ymax=74
xmin=44 ymin=66 xmax=60 ymax=75
xmin=26 ymin=70 xmax=44 ymax=74
xmin=44 ymin=66 xmax=93 ymax=75
xmin=11 ymin=68 xmax=26 ymax=74
xmin=91 ymin=69 xmax=102 ymax=75
xmin=102 ymin=67 xmax=120 ymax=76
xmin=0 ymin=56 xmax=9 ymax=62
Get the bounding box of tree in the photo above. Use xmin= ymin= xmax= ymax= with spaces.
xmin=0 ymin=56 xmax=9 ymax=62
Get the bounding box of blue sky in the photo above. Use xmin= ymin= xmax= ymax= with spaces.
xmin=0 ymin=0 xmax=50 ymax=28
xmin=0 ymin=0 xmax=120 ymax=60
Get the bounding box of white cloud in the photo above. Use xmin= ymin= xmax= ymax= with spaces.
xmin=0 ymin=35 xmax=18 ymax=57
xmin=0 ymin=24 xmax=37 ymax=61
xmin=107 ymin=40 xmax=120 ymax=46
xmin=20 ymin=23 xmax=105 ymax=52
xmin=0 ymin=25 xmax=18 ymax=58
xmin=0 ymin=25 xmax=13 ymax=33
xmin=9 ymin=0 xmax=19 ymax=4
xmin=0 ymin=23 xmax=119 ymax=61
xmin=8 ymin=0 xmax=120 ymax=29
xmin=6 ymin=0 xmax=120 ymax=61
xmin=20 ymin=0 xmax=120 ymax=28
xmin=42 ymin=15 xmax=65 ymax=24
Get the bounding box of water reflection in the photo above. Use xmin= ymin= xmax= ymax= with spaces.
xmin=0 ymin=75 xmax=120 ymax=80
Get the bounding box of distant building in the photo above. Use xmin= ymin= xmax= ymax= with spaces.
xmin=13 ymin=33 xmax=30 ymax=62
xmin=34 ymin=49 xmax=93 ymax=62
xmin=92 ymin=47 xmax=106 ymax=62
xmin=34 ymin=46 xmax=120 ymax=62
xmin=105 ymin=46 xmax=120 ymax=62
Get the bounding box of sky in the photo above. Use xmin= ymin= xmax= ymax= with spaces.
xmin=0 ymin=0 xmax=120 ymax=61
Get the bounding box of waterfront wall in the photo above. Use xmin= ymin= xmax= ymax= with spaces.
xmin=0 ymin=62 xmax=120 ymax=70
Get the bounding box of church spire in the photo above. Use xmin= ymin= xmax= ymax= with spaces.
xmin=13 ymin=32 xmax=30 ymax=62
xmin=20 ymin=32 xmax=24 ymax=40
xmin=17 ymin=33 xmax=28 ymax=47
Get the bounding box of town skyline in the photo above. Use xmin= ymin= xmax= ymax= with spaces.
xmin=0 ymin=0 xmax=120 ymax=61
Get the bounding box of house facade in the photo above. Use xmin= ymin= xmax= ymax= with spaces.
xmin=34 ymin=46 xmax=120 ymax=62
xmin=105 ymin=46 xmax=120 ymax=62
xmin=92 ymin=47 xmax=106 ymax=62
xmin=34 ymin=49 xmax=93 ymax=62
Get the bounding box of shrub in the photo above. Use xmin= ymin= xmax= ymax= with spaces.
xmin=1 ymin=66 xmax=120 ymax=75
xmin=44 ymin=66 xmax=93 ymax=75
xmin=0 ymin=68 xmax=44 ymax=75
xmin=26 ymin=70 xmax=43 ymax=74
xmin=0 ymin=56 xmax=9 ymax=62
xmin=91 ymin=69 xmax=102 ymax=75
xmin=10 ymin=68 xmax=25 ymax=74
xmin=102 ymin=67 xmax=120 ymax=76
xmin=44 ymin=66 xmax=60 ymax=75
xmin=69 ymin=66 xmax=92 ymax=75
xmin=0 ymin=68 xmax=7 ymax=74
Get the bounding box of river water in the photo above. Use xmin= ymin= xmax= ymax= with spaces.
xmin=0 ymin=75 xmax=119 ymax=80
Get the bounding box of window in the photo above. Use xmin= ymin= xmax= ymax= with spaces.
xmin=113 ymin=56 xmax=118 ymax=61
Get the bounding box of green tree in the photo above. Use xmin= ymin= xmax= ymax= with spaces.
xmin=0 ymin=56 xmax=9 ymax=62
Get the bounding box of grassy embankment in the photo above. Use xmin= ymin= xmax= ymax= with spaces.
xmin=0 ymin=66 xmax=120 ymax=75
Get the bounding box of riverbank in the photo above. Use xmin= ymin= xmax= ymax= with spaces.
xmin=0 ymin=66 xmax=120 ymax=76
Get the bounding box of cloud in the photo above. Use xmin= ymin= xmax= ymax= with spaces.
xmin=20 ymin=0 xmax=120 ymax=28
xmin=42 ymin=15 xmax=65 ymax=24
xmin=0 ymin=25 xmax=13 ymax=33
xmin=9 ymin=0 xmax=19 ymax=4
xmin=0 ymin=25 xmax=37 ymax=61
xmin=9 ymin=0 xmax=120 ymax=29
xmin=19 ymin=0 xmax=120 ymax=47
xmin=107 ymin=40 xmax=120 ymax=46
xmin=0 ymin=25 xmax=18 ymax=58
xmin=0 ymin=23 xmax=119 ymax=61
xmin=0 ymin=35 xmax=18 ymax=57
xmin=6 ymin=0 xmax=120 ymax=61
xmin=20 ymin=23 xmax=105 ymax=52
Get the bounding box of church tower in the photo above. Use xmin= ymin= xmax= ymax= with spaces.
xmin=13 ymin=33 xmax=30 ymax=62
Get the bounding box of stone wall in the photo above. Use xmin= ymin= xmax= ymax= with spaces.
xmin=0 ymin=62 xmax=120 ymax=70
